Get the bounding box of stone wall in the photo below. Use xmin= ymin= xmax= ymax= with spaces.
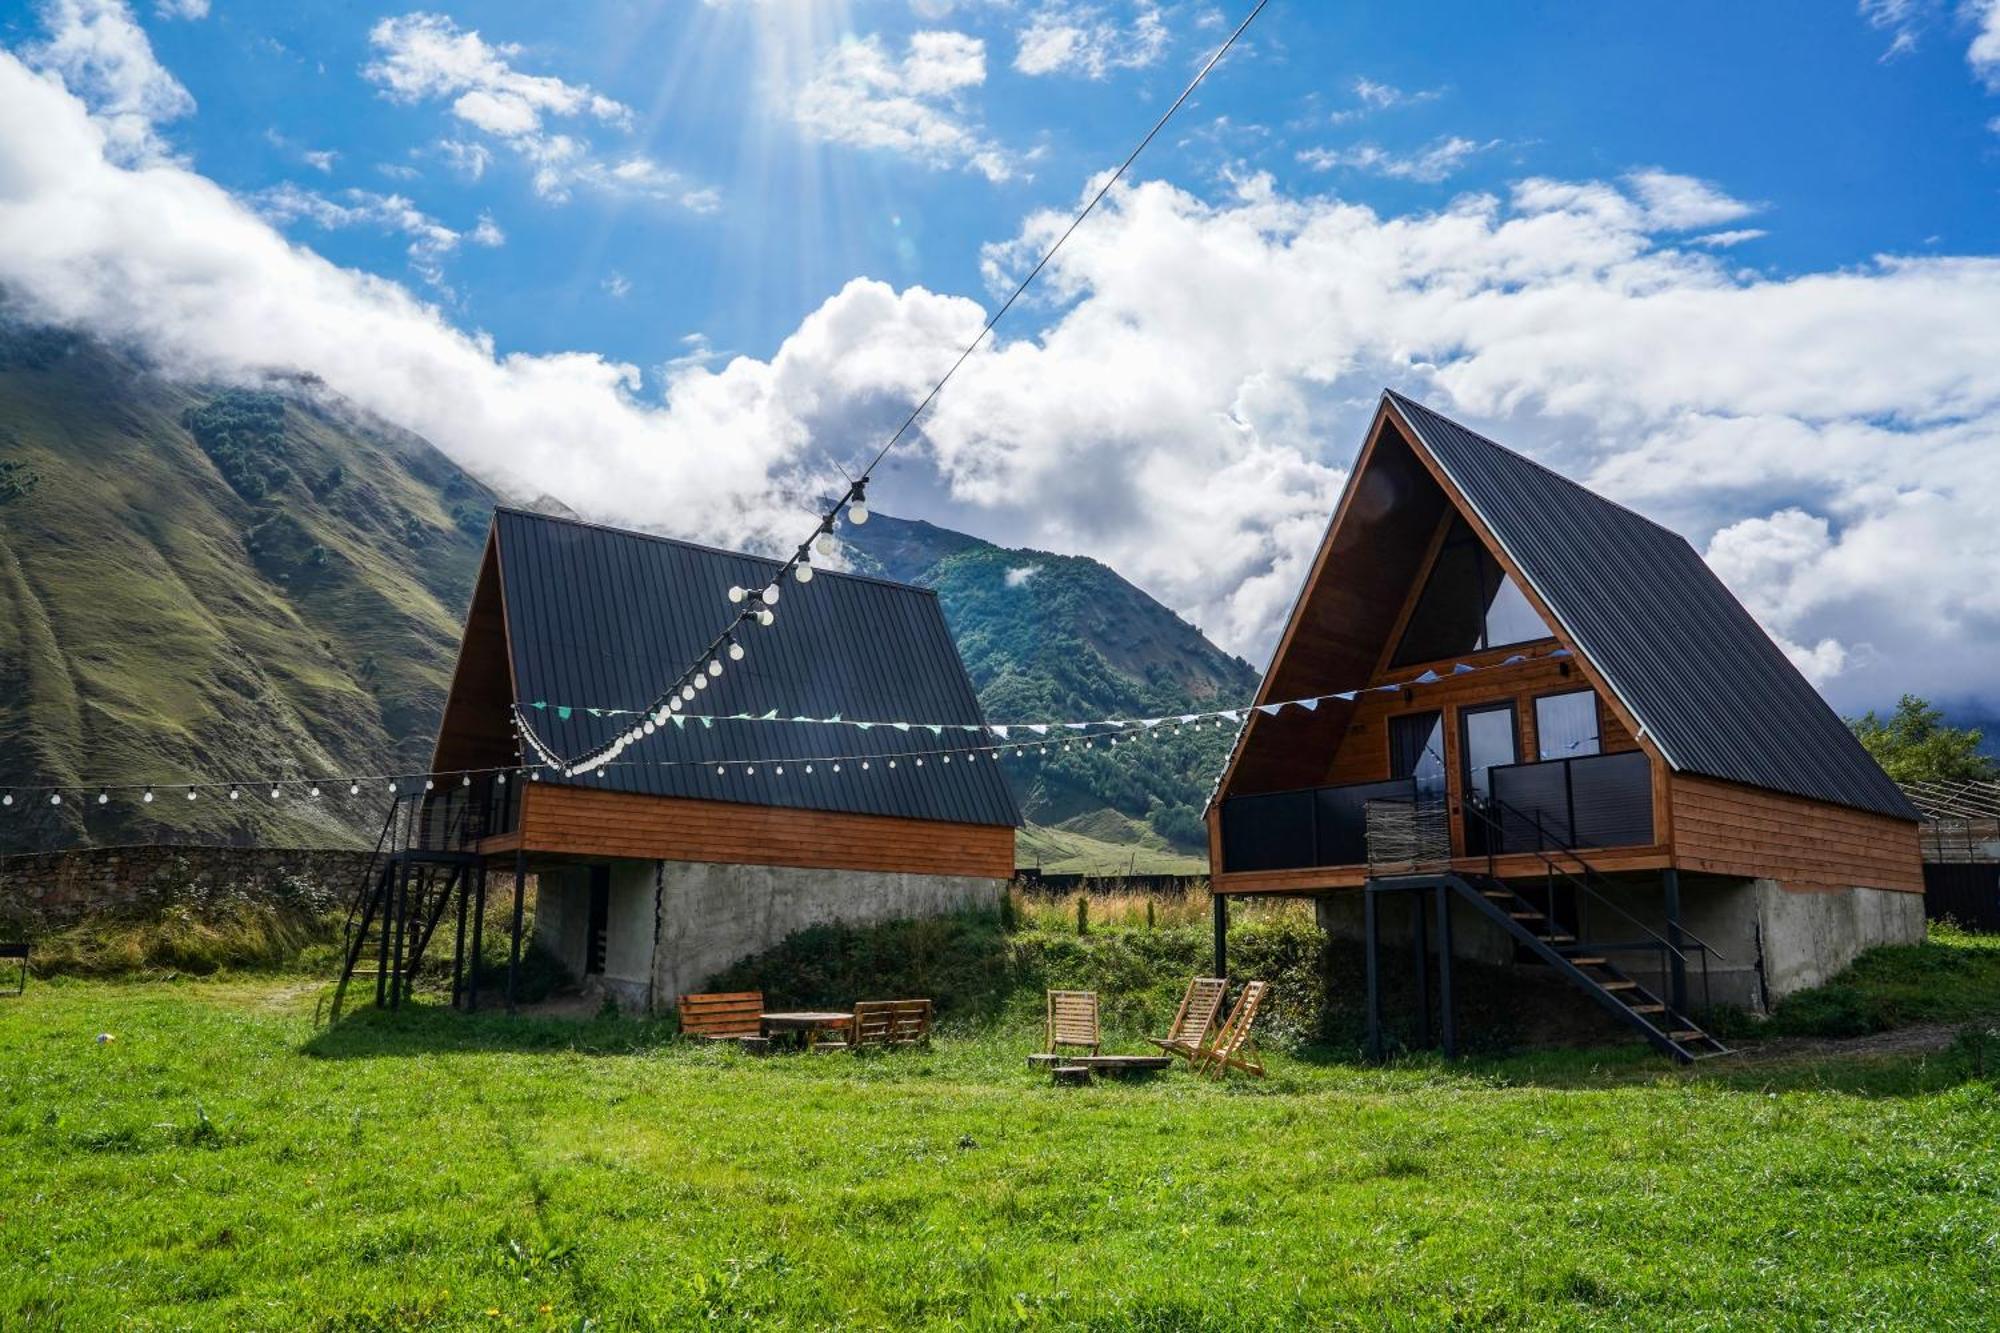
xmin=0 ymin=844 xmax=374 ymax=932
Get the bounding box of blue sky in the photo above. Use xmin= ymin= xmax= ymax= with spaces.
xmin=3 ymin=0 xmax=2000 ymax=714
xmin=48 ymin=1 xmax=1997 ymax=371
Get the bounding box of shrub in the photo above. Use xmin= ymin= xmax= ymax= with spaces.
xmin=184 ymin=390 xmax=293 ymax=502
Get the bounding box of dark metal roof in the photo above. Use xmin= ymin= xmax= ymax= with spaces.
xmin=1385 ymin=391 xmax=1918 ymax=822
xmin=492 ymin=507 xmax=1021 ymax=827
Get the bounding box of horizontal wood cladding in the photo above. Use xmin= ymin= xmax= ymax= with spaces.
xmin=515 ymin=784 xmax=1015 ymax=880
xmin=1213 ymin=845 xmax=1673 ymax=896
xmin=1669 ymin=775 xmax=1921 ymax=893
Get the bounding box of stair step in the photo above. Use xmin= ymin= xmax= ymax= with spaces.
xmin=1541 ymin=934 xmax=1575 ymax=943
xmin=1480 ymin=890 xmax=1514 ymax=900
xmin=1508 ymin=911 xmax=1545 ymax=920
xmin=1600 ymin=980 xmax=1638 ymax=991
xmin=1565 ymin=956 xmax=1608 ymax=966
xmin=1668 ymin=1030 xmax=1706 ymax=1042
xmin=1628 ymin=1003 xmax=1666 ymax=1015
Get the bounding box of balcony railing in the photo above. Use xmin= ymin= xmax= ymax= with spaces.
xmin=1219 ymin=751 xmax=1654 ymax=874
xmin=1486 ymin=750 xmax=1653 ymax=855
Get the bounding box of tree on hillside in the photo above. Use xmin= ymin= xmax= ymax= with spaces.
xmin=1848 ymin=695 xmax=1999 ymax=784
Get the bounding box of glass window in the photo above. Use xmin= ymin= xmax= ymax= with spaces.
xmin=1535 ymin=690 xmax=1601 ymax=760
xmin=1392 ymin=518 xmax=1553 ymax=666
xmin=1388 ymin=711 xmax=1446 ymax=799
xmin=1460 ymin=703 xmax=1519 ymax=802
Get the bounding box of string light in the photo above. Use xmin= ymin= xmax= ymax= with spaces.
xmin=97 ymin=792 xmax=108 ymax=805
xmin=727 ymin=641 xmax=744 ymax=661
xmin=186 ymin=789 xmax=198 ymax=801
xmin=142 ymin=789 xmax=154 ymax=804
xmin=49 ymin=793 xmax=61 ymax=806
xmin=230 ymin=788 xmax=241 ymax=801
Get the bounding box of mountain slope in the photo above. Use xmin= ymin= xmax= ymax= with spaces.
xmin=841 ymin=513 xmax=1259 ymax=849
xmin=0 ymin=327 xmax=1255 ymax=861
xmin=0 ymin=325 xmax=489 ymax=851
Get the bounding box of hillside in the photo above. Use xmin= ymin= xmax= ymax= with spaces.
xmin=0 ymin=324 xmax=490 ymax=852
xmin=0 ymin=325 xmax=1256 ymax=861
xmin=840 ymin=513 xmax=1260 ymax=851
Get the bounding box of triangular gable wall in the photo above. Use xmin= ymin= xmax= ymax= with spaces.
xmin=430 ymin=527 xmax=519 ymax=776
xmin=1213 ymin=396 xmax=1661 ymax=803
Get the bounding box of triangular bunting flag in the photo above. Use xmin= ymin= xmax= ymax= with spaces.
xmin=557 ymin=706 xmax=573 ymax=721
xmin=991 ymin=726 xmax=1010 ymax=740
xmin=1452 ymin=663 xmax=1475 ymax=675
xmin=670 ymin=716 xmax=685 ymax=729
xmin=1299 ymin=698 xmax=1319 ymax=711
xmin=1257 ymin=703 xmax=1284 ymax=716
xmin=1335 ymin=690 xmax=1356 ymax=701
xmin=1029 ymin=724 xmax=1049 ymax=735
xmin=1415 ymin=670 xmax=1440 ymax=684
xmin=893 ymin=722 xmax=911 ymax=732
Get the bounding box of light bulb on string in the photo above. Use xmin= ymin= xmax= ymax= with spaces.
xmin=460 ymin=774 xmax=471 ymax=788
xmin=707 ymin=659 xmax=723 ymax=677
xmin=728 ymin=586 xmax=746 ymax=604
xmin=756 ymin=609 xmax=774 ymax=627
xmin=229 ymin=788 xmax=241 ymax=801
xmin=97 ymin=792 xmax=108 ymax=805
xmin=681 ymin=685 xmax=695 ymax=701
xmin=832 ymin=763 xmax=841 ymax=773
xmin=423 ymin=779 xmax=434 ymax=791
xmin=143 ymin=788 xmax=154 ymax=804
xmin=387 ymin=781 xmax=397 ymax=794
xmin=643 ymin=720 xmax=655 ymax=735
xmin=848 ymin=494 xmax=869 ymax=525
xmin=694 ymin=674 xmax=708 ymax=691
xmin=350 ymin=782 xmax=361 ymax=796
xmin=727 ymin=641 xmax=744 ymax=662
xmin=270 ymin=786 xmax=282 ymax=799
xmin=186 ymin=789 xmax=198 ymax=801
xmin=310 ymin=785 xmax=322 ymax=799
xmin=49 ymin=792 xmax=61 ymax=806
xmin=669 ymin=696 xmax=683 ymax=712
xmin=794 ymin=562 xmax=813 ymax=584
xmin=805 ymin=764 xmax=814 ymax=774
xmin=496 ymin=772 xmax=507 ymax=786
xmin=1 ymin=794 xmax=10 ymax=807
xmin=775 ymin=766 xmax=784 ymax=776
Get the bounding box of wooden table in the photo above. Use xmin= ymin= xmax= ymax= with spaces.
xmin=760 ymin=1011 xmax=854 ymax=1051
xmin=1026 ymin=1053 xmax=1173 ymax=1076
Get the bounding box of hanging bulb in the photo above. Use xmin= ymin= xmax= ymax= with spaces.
xmin=728 ymin=585 xmax=746 ymax=603
xmin=230 ymin=788 xmax=241 ymax=801
xmin=423 ymin=779 xmax=434 ymax=791
xmin=716 ymin=766 xmax=725 ymax=776
xmin=848 ymin=500 xmax=869 ymax=525
xmin=530 ymin=770 xmax=540 ymax=781
xmin=761 ymin=584 xmax=780 ymax=605
xmin=461 ymin=774 xmax=472 ymax=787
xmin=310 ymin=785 xmax=322 ymax=799
xmin=643 ymin=720 xmax=656 ymax=735
xmin=143 ymin=789 xmax=155 ymax=804
xmin=496 ymin=772 xmax=507 ymax=785
xmin=805 ymin=764 xmax=814 ymax=774
xmin=794 ymin=563 xmax=813 ymax=584
xmin=708 ymin=659 xmax=723 ymax=677
xmin=816 ymin=532 xmax=835 ymax=556
xmin=49 ymin=793 xmax=61 ymax=806
xmin=1 ymin=794 xmax=10 ymax=806
xmin=727 ymin=641 xmax=744 ymax=662
xmin=387 ymin=781 xmax=398 ymax=794
xmin=915 ymin=758 xmax=924 ymax=767
xmin=187 ymin=789 xmax=198 ymax=801
xmin=97 ymin=792 xmax=109 ymax=805
xmin=861 ymin=761 xmax=870 ymax=770
xmin=833 ymin=763 xmax=842 ymax=773
xmin=694 ymin=674 xmax=709 ymax=691
xmin=756 ymin=609 xmax=774 ymax=627
xmin=745 ymin=767 xmax=755 ymax=776
xmin=681 ymin=685 xmax=696 ymax=701
xmin=670 ymin=696 xmax=684 ymax=712
xmin=271 ymin=786 xmax=283 ymax=799
xmin=775 ymin=766 xmax=784 ymax=776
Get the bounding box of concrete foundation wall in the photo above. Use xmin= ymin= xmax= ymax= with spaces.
xmin=1753 ymin=880 xmax=1925 ymax=1001
xmin=648 ymin=861 xmax=1002 ymax=1013
xmin=532 ymin=867 xmax=592 ymax=982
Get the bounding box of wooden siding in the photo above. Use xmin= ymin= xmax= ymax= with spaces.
xmin=513 ymin=784 xmax=1015 ymax=880
xmin=1669 ymin=775 xmax=1922 ymax=893
xmin=1213 ymin=845 xmax=1674 ymax=896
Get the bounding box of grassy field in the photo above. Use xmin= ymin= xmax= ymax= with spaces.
xmin=5 ymin=930 xmax=2000 ymax=1329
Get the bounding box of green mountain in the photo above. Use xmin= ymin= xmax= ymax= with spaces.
xmin=0 ymin=325 xmax=1256 ymax=860
xmin=840 ymin=514 xmax=1260 ymax=850
xmin=0 ymin=324 xmax=490 ymax=852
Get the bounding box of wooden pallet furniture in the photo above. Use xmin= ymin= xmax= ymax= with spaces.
xmin=1045 ymin=990 xmax=1101 ymax=1059
xmin=849 ymin=999 xmax=933 ymax=1050
xmin=677 ymin=991 xmax=771 ymax=1049
xmin=1146 ymin=976 xmax=1228 ymax=1064
xmin=759 ymin=1009 xmax=854 ymax=1052
xmin=0 ymin=942 xmax=24 ymax=996
xmin=1192 ymin=980 xmax=1268 ymax=1080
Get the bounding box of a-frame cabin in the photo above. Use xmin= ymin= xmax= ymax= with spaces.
xmin=1208 ymin=392 xmax=1922 ymax=1059
xmin=336 ymin=507 xmax=1019 ymax=1017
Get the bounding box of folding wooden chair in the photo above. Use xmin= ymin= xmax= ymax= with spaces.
xmin=1045 ymin=990 xmax=1101 ymax=1058
xmin=1192 ymin=981 xmax=1268 ymax=1080
xmin=1146 ymin=976 xmax=1227 ymax=1064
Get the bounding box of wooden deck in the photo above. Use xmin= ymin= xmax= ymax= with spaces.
xmin=1212 ymin=844 xmax=1675 ymax=896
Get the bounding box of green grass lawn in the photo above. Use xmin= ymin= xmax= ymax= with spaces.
xmin=4 ymin=961 xmax=2000 ymax=1330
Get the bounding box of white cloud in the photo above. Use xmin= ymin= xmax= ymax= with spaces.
xmin=1691 ymin=228 xmax=1767 ymax=248
xmin=602 ymin=271 xmax=632 ymax=299
xmin=1296 ymin=136 xmax=1495 ymax=184
xmin=1329 ymin=76 xmax=1441 ymax=123
xmin=1014 ymin=2 xmax=1169 ymax=79
xmin=252 ymin=182 xmax=496 ymax=289
xmin=1625 ymin=168 xmax=1757 ymax=229
xmin=153 ymin=0 xmax=208 ymax=18
xmin=25 ymin=0 xmax=192 ymax=164
xmin=795 ymin=29 xmax=1015 ymax=180
xmin=1971 ymin=0 xmax=2000 ymax=88
xmin=8 ymin=23 xmax=2000 ymax=714
xmin=302 ymin=149 xmax=337 ymax=173
xmin=363 ymin=12 xmax=714 ymax=209
xmin=1004 ymin=564 xmax=1042 ymax=587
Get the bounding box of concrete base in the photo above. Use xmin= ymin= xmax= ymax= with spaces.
xmin=1314 ymin=874 xmax=1926 ymax=1015
xmin=535 ymin=858 xmax=1004 ymax=1014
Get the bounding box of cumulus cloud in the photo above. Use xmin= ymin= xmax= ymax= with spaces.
xmin=1013 ymin=2 xmax=1169 ymax=79
xmin=363 ymin=12 xmax=714 ymax=209
xmin=1296 ymin=136 xmax=1495 ymax=184
xmin=6 ymin=15 xmax=2000 ymax=713
xmin=153 ymin=0 xmax=207 ymax=18
xmin=1972 ymin=0 xmax=2000 ymax=88
xmin=252 ymin=183 xmax=500 ymax=290
xmin=26 ymin=0 xmax=192 ymax=164
xmin=794 ymin=29 xmax=1015 ymax=181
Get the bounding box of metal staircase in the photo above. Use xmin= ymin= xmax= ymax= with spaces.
xmin=326 ymin=790 xmax=486 ymax=1022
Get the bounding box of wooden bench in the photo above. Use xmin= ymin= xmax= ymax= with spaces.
xmin=850 ymin=999 xmax=932 ymax=1050
xmin=677 ymin=991 xmax=770 ymax=1050
xmin=0 ymin=942 xmax=23 ymax=996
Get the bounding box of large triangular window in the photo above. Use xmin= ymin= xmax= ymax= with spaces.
xmin=1391 ymin=517 xmax=1553 ymax=666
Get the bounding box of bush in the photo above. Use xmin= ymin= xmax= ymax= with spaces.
xmin=184 ymin=390 xmax=292 ymax=501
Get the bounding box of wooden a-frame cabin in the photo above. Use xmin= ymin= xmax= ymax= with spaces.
xmin=1206 ymin=392 xmax=1922 ymax=1061
xmin=332 ymin=508 xmax=1020 ymax=1018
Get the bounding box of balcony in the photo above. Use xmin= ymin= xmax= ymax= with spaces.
xmin=1218 ymin=751 xmax=1653 ymax=874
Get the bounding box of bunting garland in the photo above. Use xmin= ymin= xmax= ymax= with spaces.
xmin=1 ymin=647 xmax=1574 ymax=815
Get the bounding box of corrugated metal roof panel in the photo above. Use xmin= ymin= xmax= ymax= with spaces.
xmin=1385 ymin=391 xmax=1917 ymax=821
xmin=493 ymin=508 xmax=1021 ymax=828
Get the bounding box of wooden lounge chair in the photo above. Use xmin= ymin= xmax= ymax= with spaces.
xmin=1192 ymin=981 xmax=1268 ymax=1080
xmin=1045 ymin=990 xmax=1101 ymax=1058
xmin=1146 ymin=976 xmax=1227 ymax=1063
xmin=677 ymin=991 xmax=771 ymax=1050
xmin=850 ymin=999 xmax=933 ymax=1050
